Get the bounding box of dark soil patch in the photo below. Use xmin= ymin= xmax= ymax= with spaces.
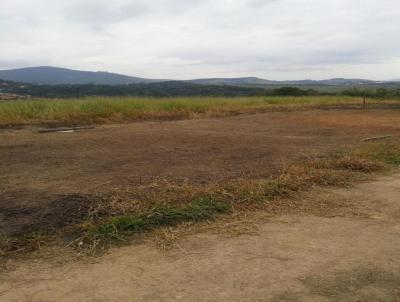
xmin=0 ymin=193 xmax=99 ymax=237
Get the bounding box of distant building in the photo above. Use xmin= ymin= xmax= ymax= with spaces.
xmin=0 ymin=93 xmax=31 ymax=101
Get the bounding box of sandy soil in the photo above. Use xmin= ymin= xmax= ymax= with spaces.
xmin=1 ymin=172 xmax=400 ymax=301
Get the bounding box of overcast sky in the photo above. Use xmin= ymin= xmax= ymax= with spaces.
xmin=1 ymin=0 xmax=399 ymax=80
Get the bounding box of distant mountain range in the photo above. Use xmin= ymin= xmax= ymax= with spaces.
xmin=0 ymin=66 xmax=394 ymax=86
xmin=0 ymin=66 xmax=163 ymax=85
xmin=188 ymin=77 xmax=383 ymax=86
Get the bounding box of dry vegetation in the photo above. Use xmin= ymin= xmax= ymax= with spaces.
xmin=1 ymin=95 xmax=399 ymax=127
xmin=2 ymin=140 xmax=400 ymax=259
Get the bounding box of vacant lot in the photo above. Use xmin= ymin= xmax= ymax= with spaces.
xmin=2 ymin=104 xmax=400 ymax=300
xmin=1 ymin=108 xmax=400 ymax=238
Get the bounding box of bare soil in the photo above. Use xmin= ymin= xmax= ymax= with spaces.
xmin=1 ymin=109 xmax=400 ymax=237
xmin=1 ymin=172 xmax=400 ymax=301
xmin=2 ymin=109 xmax=400 ymax=301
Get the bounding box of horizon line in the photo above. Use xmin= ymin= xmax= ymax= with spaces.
xmin=0 ymin=65 xmax=398 ymax=83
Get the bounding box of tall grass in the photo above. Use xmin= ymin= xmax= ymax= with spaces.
xmin=0 ymin=96 xmax=369 ymax=126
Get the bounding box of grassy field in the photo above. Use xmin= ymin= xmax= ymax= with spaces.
xmin=0 ymin=95 xmax=391 ymax=127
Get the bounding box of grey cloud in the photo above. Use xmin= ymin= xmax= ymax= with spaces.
xmin=62 ymin=0 xmax=211 ymax=30
xmin=0 ymin=59 xmax=46 ymax=70
xmin=62 ymin=0 xmax=149 ymax=30
xmin=1 ymin=0 xmax=400 ymax=80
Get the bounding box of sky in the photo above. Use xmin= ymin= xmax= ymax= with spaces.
xmin=1 ymin=0 xmax=399 ymax=80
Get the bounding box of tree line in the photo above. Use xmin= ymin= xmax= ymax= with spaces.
xmin=2 ymin=79 xmax=400 ymax=98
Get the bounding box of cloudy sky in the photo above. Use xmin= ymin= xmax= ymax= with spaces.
xmin=1 ymin=0 xmax=399 ymax=80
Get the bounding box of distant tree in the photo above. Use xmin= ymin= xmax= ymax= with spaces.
xmin=271 ymin=87 xmax=310 ymax=96
xmin=375 ymin=88 xmax=389 ymax=99
xmin=8 ymin=81 xmax=268 ymax=98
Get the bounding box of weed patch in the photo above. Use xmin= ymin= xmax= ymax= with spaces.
xmin=78 ymin=198 xmax=230 ymax=250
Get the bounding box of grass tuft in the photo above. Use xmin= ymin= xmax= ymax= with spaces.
xmin=87 ymin=198 xmax=231 ymax=244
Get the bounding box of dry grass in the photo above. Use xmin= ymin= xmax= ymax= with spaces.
xmin=1 ymin=141 xmax=400 ymax=258
xmin=72 ymin=141 xmax=399 ymax=252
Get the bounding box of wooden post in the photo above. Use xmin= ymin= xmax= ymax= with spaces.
xmin=363 ymin=95 xmax=366 ymax=110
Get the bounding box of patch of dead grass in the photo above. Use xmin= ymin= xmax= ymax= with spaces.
xmin=1 ymin=141 xmax=399 ymax=259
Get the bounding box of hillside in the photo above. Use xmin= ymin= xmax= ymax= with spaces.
xmin=189 ymin=77 xmax=275 ymax=85
xmin=0 ymin=66 xmax=162 ymax=85
xmin=189 ymin=77 xmax=378 ymax=86
xmin=0 ymin=66 xmax=393 ymax=87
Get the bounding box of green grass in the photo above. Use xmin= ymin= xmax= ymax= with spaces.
xmin=0 ymin=96 xmax=374 ymax=126
xmin=92 ymin=198 xmax=230 ymax=242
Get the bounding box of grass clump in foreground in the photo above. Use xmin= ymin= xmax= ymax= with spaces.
xmin=93 ymin=198 xmax=230 ymax=241
xmin=0 ymin=95 xmax=383 ymax=127
xmin=77 ymin=141 xmax=400 ymax=252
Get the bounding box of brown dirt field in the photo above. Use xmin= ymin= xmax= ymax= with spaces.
xmin=1 ymin=172 xmax=400 ymax=301
xmin=1 ymin=109 xmax=400 ymax=237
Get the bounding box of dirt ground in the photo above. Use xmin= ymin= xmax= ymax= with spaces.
xmin=1 ymin=172 xmax=400 ymax=301
xmin=2 ymin=109 xmax=400 ymax=301
xmin=2 ymin=109 xmax=400 ymax=233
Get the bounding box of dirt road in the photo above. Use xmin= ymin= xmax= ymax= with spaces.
xmin=1 ymin=173 xmax=400 ymax=301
